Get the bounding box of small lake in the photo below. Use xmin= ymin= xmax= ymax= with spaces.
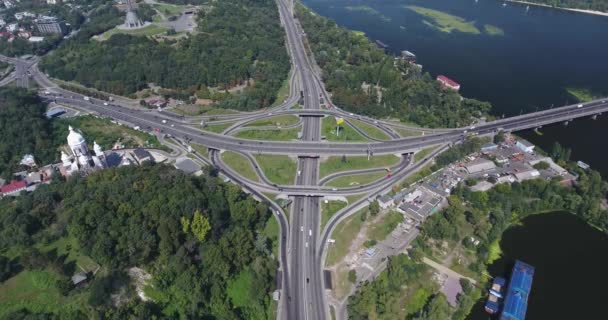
xmin=467 ymin=211 xmax=608 ymax=319
xmin=303 ymin=0 xmax=608 ymax=175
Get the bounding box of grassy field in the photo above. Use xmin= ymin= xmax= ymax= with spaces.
xmin=202 ymin=123 xmax=233 ymax=133
xmin=254 ymin=154 xmax=297 ymax=185
xmin=221 ymin=151 xmax=259 ymax=182
xmin=414 ymin=146 xmax=438 ymax=163
xmin=321 ymin=116 xmax=367 ymax=142
xmin=367 ymin=211 xmax=404 ymax=242
xmin=0 ymin=269 xmax=88 ymax=317
xmin=37 ymin=237 xmax=99 ymax=273
xmin=319 ymin=154 xmax=401 ymax=178
xmin=247 ymin=115 xmax=300 ymax=127
xmin=321 ymin=200 xmax=348 ymax=230
xmin=326 ymin=209 xmax=365 ymax=266
xmin=191 ymin=143 xmax=209 ymax=158
xmin=401 ymin=163 xmax=434 ymax=188
xmin=54 ymin=115 xmax=167 ymax=151
xmin=234 ymin=127 xmax=300 ymax=141
xmin=263 ymin=215 xmax=280 ymax=257
xmin=153 ymin=3 xmax=185 ymax=16
xmin=395 ymin=127 xmax=423 ymax=137
xmin=270 ymin=77 xmax=291 ymax=108
xmin=349 ymin=119 xmax=390 ymax=140
xmin=179 ymin=105 xmax=239 ymax=116
xmin=407 ymin=6 xmax=480 ymax=34
xmin=324 ymin=171 xmax=387 ymax=188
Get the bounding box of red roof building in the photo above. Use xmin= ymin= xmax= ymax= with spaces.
xmin=0 ymin=180 xmax=26 ymax=197
xmin=437 ymin=75 xmax=461 ymax=91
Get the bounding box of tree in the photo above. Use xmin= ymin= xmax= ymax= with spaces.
xmin=533 ymin=161 xmax=550 ymax=170
xmin=348 ymin=269 xmax=357 ymax=283
xmin=369 ymin=200 xmax=380 ymax=216
xmin=191 ymin=211 xmax=211 ymax=241
xmin=493 ymin=130 xmax=505 ymax=144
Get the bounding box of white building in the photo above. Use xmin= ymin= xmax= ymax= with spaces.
xmin=14 ymin=12 xmax=36 ymax=21
xmin=6 ymin=23 xmax=18 ymax=32
xmin=0 ymin=19 xmax=6 ymax=28
xmin=516 ymin=139 xmax=535 ymax=153
xmin=464 ymin=158 xmax=496 ymax=174
xmin=60 ymin=126 xmax=107 ymax=176
xmin=46 ymin=0 xmax=58 ymax=4
xmin=2 ymin=0 xmax=15 ymax=9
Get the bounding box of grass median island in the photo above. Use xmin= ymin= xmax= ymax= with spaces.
xmin=247 ymin=115 xmax=300 ymax=127
xmin=367 ymin=210 xmax=404 ymax=242
xmin=202 ymin=123 xmax=234 ymax=133
xmin=349 ymin=119 xmax=391 ymax=140
xmin=254 ymin=154 xmax=297 ymax=185
xmin=270 ymin=77 xmax=291 ymax=108
xmin=414 ymin=146 xmax=438 ymax=163
xmin=221 ymin=151 xmax=259 ymax=182
xmin=320 ymin=154 xmax=401 ymax=178
xmin=322 ymin=116 xmax=367 ymax=142
xmin=324 ymin=171 xmax=387 ymax=188
xmin=326 ymin=209 xmax=366 ymax=266
xmin=395 ymin=127 xmax=423 ymax=137
xmin=321 ymin=200 xmax=348 ymax=230
xmin=234 ymin=127 xmax=300 ymax=141
xmin=191 ymin=143 xmax=209 ymax=158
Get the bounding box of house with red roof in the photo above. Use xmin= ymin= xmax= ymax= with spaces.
xmin=0 ymin=180 xmax=27 ymax=197
xmin=437 ymin=75 xmax=461 ymax=91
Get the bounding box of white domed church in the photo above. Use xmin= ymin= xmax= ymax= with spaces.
xmin=60 ymin=126 xmax=107 ymax=176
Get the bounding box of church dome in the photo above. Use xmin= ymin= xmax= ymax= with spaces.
xmin=93 ymin=141 xmax=103 ymax=155
xmin=67 ymin=126 xmax=86 ymax=147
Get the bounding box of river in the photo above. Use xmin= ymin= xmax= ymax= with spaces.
xmin=302 ymin=0 xmax=608 ymax=175
xmin=468 ymin=212 xmax=608 ymax=319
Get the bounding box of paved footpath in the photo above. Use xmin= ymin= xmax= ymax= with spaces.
xmin=422 ymin=257 xmax=477 ymax=284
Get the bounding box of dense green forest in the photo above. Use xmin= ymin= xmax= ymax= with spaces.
xmin=41 ymin=0 xmax=290 ymax=110
xmin=526 ymin=0 xmax=608 ymax=12
xmin=0 ymin=165 xmax=277 ymax=318
xmin=295 ymin=4 xmax=491 ymax=128
xmin=0 ymin=88 xmax=56 ymax=179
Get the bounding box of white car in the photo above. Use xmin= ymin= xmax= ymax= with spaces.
xmin=103 ymin=102 xmax=108 ymax=106
xmin=577 ymin=104 xmax=583 ymax=108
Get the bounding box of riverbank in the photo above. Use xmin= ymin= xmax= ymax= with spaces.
xmin=506 ymin=0 xmax=608 ymax=17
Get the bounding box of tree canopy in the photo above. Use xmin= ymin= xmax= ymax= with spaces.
xmin=0 ymin=165 xmax=278 ymax=318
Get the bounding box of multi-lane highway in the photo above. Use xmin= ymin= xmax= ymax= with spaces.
xmin=2 ymin=1 xmax=608 ymax=319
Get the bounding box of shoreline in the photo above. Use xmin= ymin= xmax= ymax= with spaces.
xmin=506 ymin=0 xmax=608 ymax=17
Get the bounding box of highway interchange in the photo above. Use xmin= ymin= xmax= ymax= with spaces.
xmin=2 ymin=0 xmax=608 ymax=318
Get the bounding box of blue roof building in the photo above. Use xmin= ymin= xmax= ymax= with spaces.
xmin=500 ymin=260 xmax=535 ymax=320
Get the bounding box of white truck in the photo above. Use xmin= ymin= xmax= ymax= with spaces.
xmin=83 ymin=96 xmax=90 ymax=101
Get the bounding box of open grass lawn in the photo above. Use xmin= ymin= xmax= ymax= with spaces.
xmin=55 ymin=115 xmax=167 ymax=151
xmin=401 ymin=163 xmax=434 ymax=188
xmin=319 ymin=154 xmax=401 ymax=178
xmin=270 ymin=77 xmax=291 ymax=108
xmin=247 ymin=115 xmax=299 ymax=127
xmin=191 ymin=143 xmax=209 ymax=158
xmin=414 ymin=146 xmax=438 ymax=163
xmin=37 ymin=236 xmax=99 ymax=273
xmin=0 ymin=269 xmax=89 ymax=317
xmin=349 ymin=119 xmax=390 ymax=140
xmin=221 ymin=151 xmax=259 ymax=182
xmin=367 ymin=210 xmax=404 ymax=242
xmin=321 ymin=200 xmax=348 ymax=231
xmin=326 ymin=209 xmax=365 ymax=266
xmin=263 ymin=215 xmax=280 ymax=257
xmin=321 ymin=116 xmax=367 ymax=142
xmin=395 ymin=127 xmax=423 ymax=137
xmin=234 ymin=127 xmax=300 ymax=141
xmin=153 ymin=3 xmax=186 ymax=16
xmin=324 ymin=171 xmax=387 ymax=188
xmin=254 ymin=154 xmax=297 ymax=185
xmin=202 ymin=122 xmax=233 ymax=133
